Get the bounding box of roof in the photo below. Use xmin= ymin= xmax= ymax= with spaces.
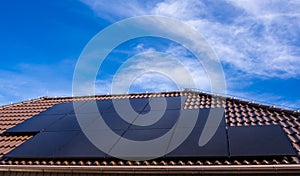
xmin=0 ymin=90 xmax=299 ymax=175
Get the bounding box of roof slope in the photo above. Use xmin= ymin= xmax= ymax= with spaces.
xmin=0 ymin=91 xmax=299 ymax=174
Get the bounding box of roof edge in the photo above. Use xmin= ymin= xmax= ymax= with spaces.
xmin=43 ymin=91 xmax=183 ymax=100
xmin=0 ymin=97 xmax=46 ymax=109
xmin=0 ymin=164 xmax=300 ymax=174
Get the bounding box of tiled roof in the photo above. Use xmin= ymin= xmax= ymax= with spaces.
xmin=0 ymin=91 xmax=299 ymax=173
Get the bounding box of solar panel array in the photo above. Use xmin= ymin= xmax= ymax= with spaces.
xmin=4 ymin=96 xmax=296 ymax=159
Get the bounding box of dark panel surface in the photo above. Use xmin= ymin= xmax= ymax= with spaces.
xmin=179 ymin=108 xmax=226 ymax=128
xmin=129 ymin=109 xmax=180 ymax=130
xmin=105 ymin=98 xmax=150 ymax=113
xmin=165 ymin=96 xmax=183 ymax=110
xmin=166 ymin=108 xmax=227 ymax=157
xmin=5 ymin=131 xmax=79 ymax=158
xmin=97 ymin=100 xmax=113 ymax=112
xmin=228 ymin=125 xmax=296 ymax=157
xmin=44 ymin=114 xmax=79 ymax=132
xmin=166 ymin=126 xmax=228 ymax=157
xmin=122 ymin=128 xmax=170 ymax=141
xmin=128 ymin=98 xmax=150 ymax=112
xmin=100 ymin=111 xmax=134 ymax=130
xmin=54 ymin=131 xmax=108 ymax=158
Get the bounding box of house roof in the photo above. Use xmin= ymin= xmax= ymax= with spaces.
xmin=0 ymin=90 xmax=299 ymax=175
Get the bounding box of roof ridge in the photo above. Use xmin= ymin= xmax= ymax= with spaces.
xmin=42 ymin=91 xmax=183 ymax=100
xmin=0 ymin=97 xmax=47 ymax=110
xmin=186 ymin=90 xmax=300 ymax=116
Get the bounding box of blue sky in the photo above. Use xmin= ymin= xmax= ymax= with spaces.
xmin=0 ymin=0 xmax=299 ymax=110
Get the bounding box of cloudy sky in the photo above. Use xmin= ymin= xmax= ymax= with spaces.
xmin=0 ymin=0 xmax=299 ymax=110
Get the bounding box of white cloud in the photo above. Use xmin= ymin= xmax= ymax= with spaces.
xmin=82 ymin=0 xmax=300 ymax=79
xmin=151 ymin=0 xmax=206 ymax=20
xmin=81 ymin=0 xmax=152 ymax=21
xmin=220 ymin=0 xmax=300 ymax=78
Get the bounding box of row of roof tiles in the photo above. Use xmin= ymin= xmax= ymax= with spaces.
xmin=1 ymin=157 xmax=297 ymax=166
xmin=0 ymin=136 xmax=32 ymax=158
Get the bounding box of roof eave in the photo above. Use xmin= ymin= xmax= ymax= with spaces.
xmin=0 ymin=164 xmax=300 ymax=175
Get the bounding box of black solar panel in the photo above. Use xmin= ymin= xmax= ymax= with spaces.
xmin=143 ymin=97 xmax=166 ymax=111
xmin=129 ymin=109 xmax=180 ymax=130
xmin=165 ymin=96 xmax=183 ymax=110
xmin=97 ymin=100 xmax=114 ymax=112
xmin=54 ymin=131 xmax=108 ymax=158
xmin=128 ymin=98 xmax=150 ymax=112
xmin=166 ymin=108 xmax=228 ymax=157
xmin=5 ymin=131 xmax=80 ymax=158
xmin=100 ymin=111 xmax=135 ymax=130
xmin=166 ymin=126 xmax=228 ymax=157
xmin=122 ymin=128 xmax=170 ymax=141
xmin=228 ymin=125 xmax=296 ymax=157
xmin=45 ymin=115 xmax=78 ymax=132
